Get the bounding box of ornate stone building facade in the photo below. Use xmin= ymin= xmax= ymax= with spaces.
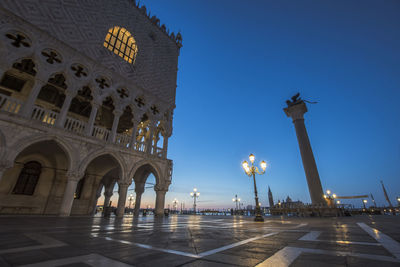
xmin=0 ymin=0 xmax=181 ymax=216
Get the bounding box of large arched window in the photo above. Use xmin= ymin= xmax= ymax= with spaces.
xmin=104 ymin=26 xmax=138 ymax=64
xmin=13 ymin=161 xmax=42 ymax=195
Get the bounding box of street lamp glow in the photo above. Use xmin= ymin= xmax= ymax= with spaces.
xmin=191 ymin=188 xmax=200 ymax=214
xmin=260 ymin=160 xmax=267 ymax=171
xmin=332 ymin=194 xmax=337 ymax=198
xmin=242 ymin=161 xmax=249 ymax=169
xmin=336 ymin=200 xmax=340 ymax=204
xmin=249 ymin=154 xmax=255 ymax=163
xmin=363 ymin=199 xmax=367 ymax=203
xmin=323 ymin=194 xmax=327 ymax=198
xmin=326 ymin=190 xmax=331 ymax=195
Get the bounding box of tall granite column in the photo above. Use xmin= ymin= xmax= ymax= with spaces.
xmin=284 ymin=100 xmax=325 ymax=205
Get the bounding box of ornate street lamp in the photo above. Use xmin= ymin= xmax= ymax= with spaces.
xmin=172 ymin=198 xmax=179 ymax=212
xmin=129 ymin=194 xmax=134 ymax=207
xmin=323 ymin=189 xmax=337 ymax=207
xmin=362 ymin=199 xmax=367 ymax=210
xmin=190 ymin=188 xmax=200 ymax=214
xmin=242 ymin=154 xmax=267 ymax=222
xmin=232 ymin=194 xmax=240 ymax=213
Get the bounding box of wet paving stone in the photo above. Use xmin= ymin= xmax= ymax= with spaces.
xmin=0 ymin=215 xmax=399 ymax=266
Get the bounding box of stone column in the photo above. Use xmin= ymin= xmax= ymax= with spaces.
xmin=155 ymin=189 xmax=167 ymax=216
xmin=162 ymin=136 xmax=169 ymax=158
xmin=85 ymin=103 xmax=99 ymax=136
xmin=284 ymin=101 xmax=325 ymax=205
xmin=129 ymin=120 xmax=139 ymax=149
xmin=109 ymin=109 xmax=123 ymax=143
xmin=88 ymin=181 xmax=102 ymax=215
xmin=146 ymin=122 xmax=156 ymax=154
xmin=133 ymin=183 xmax=145 ymax=216
xmin=20 ymin=79 xmax=46 ymax=117
xmin=116 ymin=182 xmax=129 ymax=217
xmin=55 ymin=91 xmax=75 ymax=128
xmin=103 ymin=189 xmax=113 ymax=209
xmin=153 ymin=133 xmax=160 ymax=156
xmin=59 ymin=173 xmax=81 ymax=216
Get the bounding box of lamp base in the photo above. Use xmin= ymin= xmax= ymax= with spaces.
xmin=254 ymin=215 xmax=264 ymax=222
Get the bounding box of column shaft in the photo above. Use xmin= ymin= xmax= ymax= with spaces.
xmin=162 ymin=136 xmax=169 ymax=158
xmin=85 ymin=104 xmax=98 ymax=136
xmin=55 ymin=93 xmax=74 ymax=128
xmin=20 ymin=80 xmax=45 ymax=117
xmin=293 ymin=119 xmax=324 ymax=204
xmin=134 ymin=189 xmax=144 ymax=216
xmin=116 ymin=184 xmax=129 ymax=217
xmin=129 ymin=121 xmax=138 ymax=149
xmin=155 ymin=190 xmax=167 ymax=216
xmin=110 ymin=111 xmax=122 ymax=143
xmin=59 ymin=177 xmax=79 ymax=216
xmin=103 ymin=192 xmax=113 ymax=208
xmin=146 ymin=124 xmax=155 ymax=154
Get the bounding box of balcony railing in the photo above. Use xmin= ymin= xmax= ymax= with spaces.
xmin=92 ymin=126 xmax=110 ymax=141
xmin=64 ymin=116 xmax=86 ymax=135
xmin=115 ymin=133 xmax=131 ymax=148
xmin=135 ymin=141 xmax=146 ymax=152
xmin=31 ymin=106 xmax=57 ymax=126
xmin=0 ymin=95 xmax=166 ymax=158
xmin=0 ymin=94 xmax=22 ymax=114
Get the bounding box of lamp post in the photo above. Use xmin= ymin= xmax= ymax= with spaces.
xmin=242 ymin=153 xmax=267 ymax=222
xmin=362 ymin=199 xmax=367 ymax=210
xmin=397 ymin=196 xmax=400 ymax=207
xmin=173 ymin=198 xmax=179 ymax=213
xmin=232 ymin=194 xmax=240 ymax=214
xmin=128 ymin=193 xmax=134 ymax=211
xmin=323 ymin=189 xmax=337 ymax=207
xmin=190 ymin=188 xmax=200 ymax=214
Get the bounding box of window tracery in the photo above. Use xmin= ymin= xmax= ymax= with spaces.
xmin=41 ymin=49 xmax=62 ymax=64
xmin=13 ymin=161 xmax=42 ymax=195
xmin=104 ymin=26 xmax=138 ymax=64
xmin=5 ymin=32 xmax=31 ymax=48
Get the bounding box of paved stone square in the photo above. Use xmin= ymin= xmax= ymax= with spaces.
xmin=0 ymin=215 xmax=399 ymax=266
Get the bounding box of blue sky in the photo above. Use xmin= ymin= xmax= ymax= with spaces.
xmin=110 ymin=0 xmax=400 ymax=209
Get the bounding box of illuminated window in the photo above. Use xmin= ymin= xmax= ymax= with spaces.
xmin=104 ymin=27 xmax=138 ymax=64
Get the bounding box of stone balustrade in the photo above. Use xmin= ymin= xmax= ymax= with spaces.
xmin=0 ymin=95 xmax=166 ymax=158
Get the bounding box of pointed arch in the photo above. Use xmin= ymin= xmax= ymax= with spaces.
xmin=78 ymin=149 xmax=127 ymax=180
xmin=8 ymin=134 xmax=75 ymax=172
xmin=128 ymin=159 xmax=163 ymax=185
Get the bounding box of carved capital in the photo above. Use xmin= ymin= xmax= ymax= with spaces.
xmin=283 ymin=102 xmax=307 ymax=122
xmin=154 ymin=183 xmax=170 ymax=192
xmin=113 ymin=109 xmax=124 ymax=117
xmin=66 ymin=171 xmax=82 ymax=182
